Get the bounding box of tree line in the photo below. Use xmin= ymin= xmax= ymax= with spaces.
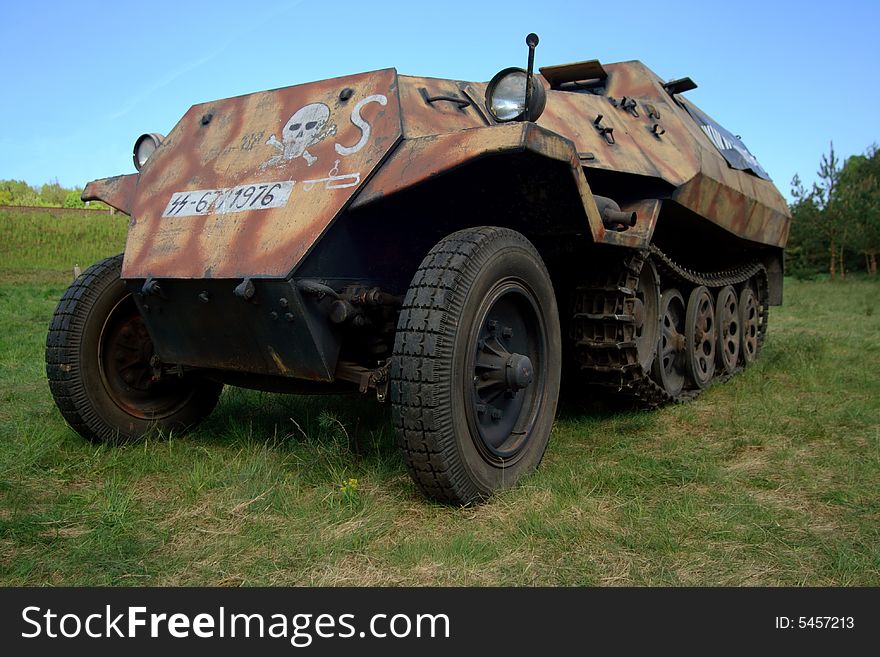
xmin=0 ymin=179 xmax=107 ymax=210
xmin=788 ymin=143 xmax=879 ymax=278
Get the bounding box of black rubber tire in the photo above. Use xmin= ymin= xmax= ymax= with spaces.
xmin=46 ymin=254 xmax=223 ymax=443
xmin=390 ymin=227 xmax=561 ymax=505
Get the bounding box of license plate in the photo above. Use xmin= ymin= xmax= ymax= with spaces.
xmin=161 ymin=181 xmax=294 ymax=217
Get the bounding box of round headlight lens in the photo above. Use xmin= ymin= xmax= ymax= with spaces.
xmin=485 ymin=67 xmax=547 ymax=123
xmin=489 ymin=69 xmax=529 ymax=121
xmin=133 ymin=133 xmax=165 ymax=171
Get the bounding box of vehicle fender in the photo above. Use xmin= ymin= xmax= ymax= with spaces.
xmin=82 ymin=174 xmax=139 ymax=215
xmin=351 ymin=122 xmax=657 ymax=248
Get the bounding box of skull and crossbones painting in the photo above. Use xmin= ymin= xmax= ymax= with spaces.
xmin=262 ymin=102 xmax=336 ymax=168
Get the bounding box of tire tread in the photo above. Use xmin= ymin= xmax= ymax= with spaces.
xmin=45 ymin=254 xmax=221 ymax=443
xmin=391 ymin=227 xmax=551 ymax=504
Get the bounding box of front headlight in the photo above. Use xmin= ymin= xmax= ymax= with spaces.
xmin=133 ymin=133 xmax=165 ymax=171
xmin=485 ymin=67 xmax=546 ymax=123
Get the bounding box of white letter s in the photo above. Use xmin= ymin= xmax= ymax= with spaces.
xmin=22 ymin=606 xmax=41 ymax=638
xmin=335 ymin=95 xmax=387 ymax=156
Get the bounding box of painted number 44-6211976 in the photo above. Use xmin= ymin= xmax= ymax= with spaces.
xmin=161 ymin=181 xmax=293 ymax=218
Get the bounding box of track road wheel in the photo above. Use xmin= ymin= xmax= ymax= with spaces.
xmin=652 ymin=288 xmax=687 ymax=398
xmin=685 ymin=285 xmax=716 ymax=389
xmin=46 ymin=254 xmax=223 ymax=443
xmin=715 ymin=285 xmax=740 ymax=374
xmin=391 ymin=227 xmax=561 ymax=505
xmin=634 ymin=259 xmax=661 ymax=372
xmin=739 ymin=286 xmax=760 ymax=365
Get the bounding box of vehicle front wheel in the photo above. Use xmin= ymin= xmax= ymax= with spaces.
xmin=391 ymin=227 xmax=561 ymax=505
xmin=46 ymin=254 xmax=223 ymax=443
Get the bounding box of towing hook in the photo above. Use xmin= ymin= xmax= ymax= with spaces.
xmin=602 ymin=208 xmax=637 ymax=230
xmin=593 ymin=195 xmax=638 ymax=232
xmin=296 ymin=280 xmax=341 ymax=301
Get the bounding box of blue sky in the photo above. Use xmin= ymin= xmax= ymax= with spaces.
xmin=1 ymin=0 xmax=877 ymax=201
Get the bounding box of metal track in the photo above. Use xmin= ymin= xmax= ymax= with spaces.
xmin=570 ymin=245 xmax=769 ymax=407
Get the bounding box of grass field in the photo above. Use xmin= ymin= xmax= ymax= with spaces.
xmin=1 ymin=208 xmax=878 ymax=586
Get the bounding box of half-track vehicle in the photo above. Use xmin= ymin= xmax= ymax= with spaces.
xmin=47 ymin=35 xmax=790 ymax=504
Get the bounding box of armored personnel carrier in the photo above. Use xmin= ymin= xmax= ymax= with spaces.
xmin=46 ymin=35 xmax=789 ymax=504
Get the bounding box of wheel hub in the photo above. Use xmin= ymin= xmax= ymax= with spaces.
xmin=108 ymin=316 xmax=156 ymax=392
xmin=475 ymin=336 xmax=534 ymax=400
xmin=672 ymin=332 xmax=687 ymax=352
xmin=99 ymin=295 xmax=196 ymax=419
xmin=505 ymin=353 xmax=533 ymax=392
xmin=468 ymin=283 xmax=546 ymax=461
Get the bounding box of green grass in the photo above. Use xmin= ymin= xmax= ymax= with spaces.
xmin=0 ymin=208 xmax=128 ymax=271
xmin=1 ymin=208 xmax=878 ymax=585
